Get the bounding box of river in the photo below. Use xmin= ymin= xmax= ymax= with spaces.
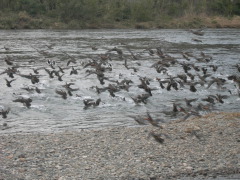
xmin=0 ymin=29 xmax=239 ymax=133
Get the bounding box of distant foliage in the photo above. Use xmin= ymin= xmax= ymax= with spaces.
xmin=0 ymin=0 xmax=239 ymax=26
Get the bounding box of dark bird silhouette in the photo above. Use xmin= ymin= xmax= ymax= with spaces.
xmin=202 ymin=96 xmax=215 ymax=104
xmin=209 ymin=65 xmax=218 ymax=72
xmin=201 ymin=67 xmax=208 ymax=75
xmin=55 ymin=90 xmax=67 ymax=99
xmin=161 ymin=103 xmax=180 ymax=117
xmin=186 ymin=82 xmax=197 ymax=92
xmin=192 ymin=38 xmax=202 ymax=43
xmin=177 ymin=74 xmax=188 ymax=83
xmin=62 ymin=51 xmax=77 ymax=66
xmin=207 ymin=77 xmax=226 ymax=89
xmin=108 ymin=89 xmax=116 ymax=97
xmin=47 ymin=59 xmax=56 ymax=69
xmin=124 ymin=59 xmax=138 ymax=72
xmin=4 ymin=46 xmax=10 ymax=51
xmin=17 ymin=73 xmax=40 ymax=84
xmin=190 ymin=29 xmax=204 ymax=36
xmin=182 ymin=52 xmax=190 ymax=61
xmin=13 ymin=97 xmax=32 ymax=108
xmin=35 ymin=87 xmax=41 ymax=94
xmin=109 ymin=47 xmax=123 ymax=59
xmin=187 ymin=73 xmax=195 ymax=81
xmin=45 ymin=44 xmax=55 ymax=49
xmin=128 ymin=115 xmax=148 ymax=125
xmin=156 ymin=78 xmax=169 ymax=89
xmin=31 ymin=67 xmax=44 ymax=74
xmin=0 ymin=67 xmax=19 ymax=78
xmin=191 ymin=64 xmax=201 ymax=72
xmin=83 ymin=98 xmax=101 ymax=109
xmin=0 ymin=107 xmax=10 ymax=118
xmin=127 ymin=47 xmax=139 ymax=60
xmin=91 ymin=46 xmax=98 ymax=51
xmin=197 ymin=73 xmax=211 ymax=83
xmin=234 ymin=63 xmax=240 ymax=72
xmin=5 ymin=78 xmax=16 ymax=87
xmin=179 ymin=106 xmax=201 ymax=121
xmin=180 ymin=62 xmax=191 ymax=73
xmin=209 ymin=94 xmax=228 ymax=104
xmin=63 ymin=85 xmax=79 ymax=96
xmin=56 ymin=73 xmax=64 ymax=81
xmin=4 ymin=56 xmax=14 ymax=65
xmin=184 ymin=98 xmax=198 ymax=107
xmin=149 ymin=132 xmax=164 ymax=144
xmin=70 ymin=66 xmax=78 ymax=75
xmin=146 ymin=112 xmax=164 ymax=128
xmin=196 ymin=103 xmax=213 ymax=112
xmin=200 ymin=52 xmax=212 ymax=60
xmin=131 ymin=93 xmax=150 ymax=104
xmin=138 ymin=78 xmax=152 ymax=96
xmin=44 ymin=68 xmax=55 ymax=78
xmin=99 ymin=54 xmax=111 ymax=61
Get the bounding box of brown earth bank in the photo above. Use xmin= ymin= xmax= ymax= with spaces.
xmin=0 ymin=12 xmax=240 ymax=29
xmin=0 ymin=112 xmax=239 ymax=179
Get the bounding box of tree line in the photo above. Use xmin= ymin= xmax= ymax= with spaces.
xmin=0 ymin=0 xmax=239 ymax=28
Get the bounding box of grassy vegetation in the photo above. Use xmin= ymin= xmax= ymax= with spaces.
xmin=0 ymin=0 xmax=240 ymax=29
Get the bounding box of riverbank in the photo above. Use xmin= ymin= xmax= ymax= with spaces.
xmin=1 ymin=11 xmax=240 ymax=29
xmin=0 ymin=112 xmax=239 ymax=179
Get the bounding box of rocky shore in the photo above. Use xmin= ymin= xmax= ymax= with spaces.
xmin=0 ymin=112 xmax=239 ymax=180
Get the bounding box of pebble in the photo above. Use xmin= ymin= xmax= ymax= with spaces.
xmin=0 ymin=112 xmax=239 ymax=179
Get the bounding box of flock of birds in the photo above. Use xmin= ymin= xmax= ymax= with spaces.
xmin=0 ymin=29 xmax=240 ymax=142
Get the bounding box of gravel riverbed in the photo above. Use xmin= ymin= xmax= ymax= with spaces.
xmin=0 ymin=112 xmax=239 ymax=180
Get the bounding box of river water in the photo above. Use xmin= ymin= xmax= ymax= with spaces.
xmin=0 ymin=29 xmax=239 ymax=133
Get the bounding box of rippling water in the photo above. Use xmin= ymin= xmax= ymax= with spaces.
xmin=0 ymin=29 xmax=239 ymax=133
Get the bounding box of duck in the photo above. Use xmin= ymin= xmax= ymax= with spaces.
xmin=184 ymin=98 xmax=198 ymax=107
xmin=31 ymin=67 xmax=44 ymax=74
xmin=17 ymin=73 xmax=40 ymax=84
xmin=56 ymin=73 xmax=64 ymax=81
xmin=0 ymin=67 xmax=19 ymax=78
xmin=5 ymin=78 xmax=16 ymax=87
xmin=178 ymin=106 xmax=201 ymax=121
xmin=234 ymin=63 xmax=240 ymax=72
xmin=209 ymin=94 xmax=228 ymax=104
xmin=4 ymin=46 xmax=10 ymax=51
xmin=202 ymin=96 xmax=215 ymax=104
xmin=35 ymin=87 xmax=41 ymax=94
xmin=181 ymin=52 xmax=190 ymax=61
xmin=131 ymin=93 xmax=150 ymax=104
xmin=192 ymin=38 xmax=202 ymax=43
xmin=207 ymin=77 xmax=226 ymax=89
xmin=64 ymin=86 xmax=79 ymax=96
xmin=161 ymin=103 xmax=180 ymax=116
xmin=91 ymin=46 xmax=98 ymax=51
xmin=149 ymin=132 xmax=164 ymax=144
xmin=70 ymin=66 xmax=80 ymax=75
xmin=13 ymin=97 xmax=32 ymax=108
xmin=45 ymin=43 xmax=55 ymax=49
xmin=0 ymin=107 xmax=10 ymax=118
xmin=190 ymin=29 xmax=204 ymax=36
xmin=44 ymin=68 xmax=55 ymax=78
xmin=180 ymin=62 xmax=191 ymax=73
xmin=128 ymin=115 xmax=148 ymax=125
xmin=145 ymin=112 xmax=164 ymax=128
xmin=83 ymin=98 xmax=101 ymax=109
xmin=4 ymin=55 xmax=14 ymax=65
xmin=62 ymin=51 xmax=77 ymax=66
xmin=55 ymin=90 xmax=67 ymax=99
xmin=109 ymin=47 xmax=123 ymax=59
xmin=209 ymin=65 xmax=218 ymax=72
